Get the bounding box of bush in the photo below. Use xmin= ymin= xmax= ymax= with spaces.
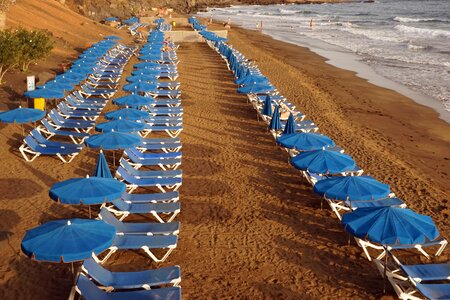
xmin=0 ymin=29 xmax=21 ymax=83
xmin=16 ymin=28 xmax=54 ymax=72
xmin=0 ymin=27 xmax=53 ymax=83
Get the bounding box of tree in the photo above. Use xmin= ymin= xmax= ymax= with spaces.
xmin=0 ymin=29 xmax=21 ymax=84
xmin=16 ymin=28 xmax=54 ymax=72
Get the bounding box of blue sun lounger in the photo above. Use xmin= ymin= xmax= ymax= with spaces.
xmin=96 ymin=234 xmax=179 ymax=263
xmin=69 ymin=93 xmax=108 ymax=106
xmin=116 ymin=166 xmax=182 ymax=193
xmin=375 ymin=254 xmax=450 ymax=300
xmin=121 ymin=191 xmax=180 ymax=204
xmin=146 ymin=107 xmax=183 ymax=116
xmin=137 ymin=141 xmax=182 ymax=152
xmin=157 ymin=82 xmax=181 ymax=90
xmin=80 ymin=84 xmax=117 ymax=98
xmin=99 ymin=208 xmax=180 ymax=235
xmin=38 ymin=120 xmax=90 ymax=143
xmin=81 ymin=258 xmax=181 ymax=291
xmin=71 ymin=273 xmax=181 ymax=300
xmin=141 ymin=124 xmax=183 ymax=138
xmin=19 ymin=136 xmax=81 ymax=163
xmin=72 ymin=91 xmax=109 ymax=103
xmin=48 ymin=110 xmax=95 ymax=132
xmin=104 ymin=198 xmax=181 ymax=223
xmin=124 ymin=148 xmax=182 ymax=170
xmin=57 ymin=103 xmax=101 ymax=120
xmin=49 ymin=109 xmax=95 ymax=126
xmin=148 ymin=98 xmax=182 ymax=107
xmin=146 ymin=89 xmax=181 ymax=99
xmin=86 ymin=79 xmax=119 ymax=90
xmin=145 ymin=116 xmax=183 ymax=124
xmin=145 ymin=119 xmax=183 ymax=127
xmin=120 ymin=158 xmax=182 ymax=178
xmin=29 ymin=129 xmax=82 ymax=149
xmin=65 ymin=97 xmax=105 ymax=110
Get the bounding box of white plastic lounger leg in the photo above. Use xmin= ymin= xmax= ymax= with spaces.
xmin=436 ymin=239 xmax=448 ymax=256
xmin=19 ymin=146 xmax=40 ymax=162
xmin=96 ymin=247 xmax=118 ymax=264
xmin=415 ymin=245 xmax=431 ymax=259
xmin=142 ymin=246 xmax=176 ymax=263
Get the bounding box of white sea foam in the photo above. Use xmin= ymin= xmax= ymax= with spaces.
xmin=200 ymin=1 xmax=450 ymax=115
xmin=395 ymin=25 xmax=450 ymax=38
xmin=339 ymin=27 xmax=403 ymax=42
xmin=407 ymin=43 xmax=431 ymax=51
xmin=394 ymin=16 xmax=437 ymax=23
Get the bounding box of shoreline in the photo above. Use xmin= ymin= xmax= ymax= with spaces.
xmin=263 ymin=30 xmax=450 ymax=124
xmin=225 ymin=25 xmax=450 ymax=213
xmin=205 ymin=16 xmax=450 ymax=124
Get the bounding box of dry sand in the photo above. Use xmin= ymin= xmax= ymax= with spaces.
xmin=1 ymin=3 xmax=450 ymax=300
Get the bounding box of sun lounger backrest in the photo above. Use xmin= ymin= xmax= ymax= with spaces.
xmin=24 ymin=136 xmax=40 ymax=150
xmin=99 ymin=208 xmax=124 ymax=231
xmin=76 ymin=274 xmax=109 ymax=300
xmin=116 ymin=166 xmax=137 ymax=183
xmin=82 ymin=258 xmax=114 ymax=286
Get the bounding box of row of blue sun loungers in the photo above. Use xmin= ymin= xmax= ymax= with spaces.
xmin=190 ymin=16 xmax=450 ymax=300
xmin=19 ymin=43 xmax=135 ymax=163
xmin=70 ymin=28 xmax=183 ymax=300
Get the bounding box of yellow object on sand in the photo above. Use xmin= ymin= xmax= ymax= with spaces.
xmin=171 ymin=21 xmax=176 ymax=27
xmin=34 ymin=98 xmax=45 ymax=111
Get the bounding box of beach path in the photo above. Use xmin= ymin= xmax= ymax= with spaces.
xmin=171 ymin=41 xmax=381 ymax=299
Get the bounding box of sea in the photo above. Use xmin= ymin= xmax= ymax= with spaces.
xmin=198 ymin=0 xmax=450 ymax=119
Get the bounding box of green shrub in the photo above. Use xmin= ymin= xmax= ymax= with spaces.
xmin=16 ymin=28 xmax=54 ymax=72
xmin=0 ymin=29 xmax=21 ymax=83
xmin=0 ymin=27 xmax=54 ymax=83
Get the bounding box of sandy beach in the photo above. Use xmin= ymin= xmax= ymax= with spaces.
xmin=1 ymin=2 xmax=450 ymax=299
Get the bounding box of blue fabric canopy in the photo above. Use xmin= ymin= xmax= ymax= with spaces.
xmin=126 ymin=75 xmax=158 ymax=83
xmin=95 ymin=119 xmax=146 ymax=133
xmin=262 ymin=95 xmax=272 ymax=116
xmin=24 ymin=88 xmax=65 ymax=99
xmin=49 ymin=176 xmax=125 ymax=205
xmin=134 ymin=62 xmax=162 ymax=69
xmin=93 ymin=150 xmax=112 ymax=178
xmin=21 ymin=219 xmax=115 ymax=262
xmin=277 ymin=132 xmax=336 ymax=151
xmin=283 ymin=113 xmax=296 ymax=135
xmin=54 ymin=74 xmax=84 ymax=83
xmin=105 ymin=108 xmax=149 ymax=121
xmin=123 ymin=82 xmax=158 ymax=93
xmin=291 ymin=148 xmax=356 ymax=174
xmin=313 ymin=175 xmax=391 ymax=201
xmin=236 ymin=75 xmax=268 ymax=86
xmin=269 ymin=105 xmax=282 ymax=131
xmin=85 ymin=131 xmax=141 ymax=150
xmin=113 ymin=94 xmax=154 ymax=108
xmin=0 ymin=107 xmax=45 ymax=123
xmin=139 ymin=54 xmax=163 ymax=61
xmin=131 ymin=69 xmax=161 ymax=76
xmin=39 ymin=80 xmax=74 ymax=91
xmin=342 ymin=206 xmax=440 ymax=246
xmin=237 ymin=83 xmax=274 ymax=94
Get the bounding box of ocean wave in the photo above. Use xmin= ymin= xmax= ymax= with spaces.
xmin=395 ymin=25 xmax=450 ymax=38
xmin=407 ymin=43 xmax=432 ymax=51
xmin=278 ymin=8 xmax=297 ymax=15
xmin=339 ymin=27 xmax=403 ymax=42
xmin=394 ymin=16 xmax=437 ymax=23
